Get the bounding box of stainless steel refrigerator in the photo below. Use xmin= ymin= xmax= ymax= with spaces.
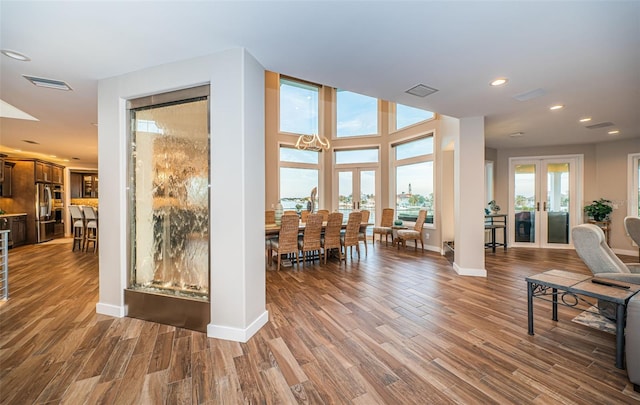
xmin=36 ymin=183 xmax=55 ymax=243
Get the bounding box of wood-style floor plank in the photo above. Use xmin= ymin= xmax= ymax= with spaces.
xmin=1 ymin=238 xmax=640 ymax=404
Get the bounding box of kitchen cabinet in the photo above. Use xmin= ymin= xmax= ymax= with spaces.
xmin=52 ymin=165 xmax=63 ymax=184
xmin=0 ymin=162 xmax=13 ymax=197
xmin=35 ymin=161 xmax=53 ymax=183
xmin=0 ymin=215 xmax=26 ymax=248
xmin=70 ymin=171 xmax=98 ymax=198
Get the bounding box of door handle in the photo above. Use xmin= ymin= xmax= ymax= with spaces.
xmin=543 ymin=201 xmax=547 ymax=211
xmin=536 ymin=202 xmax=540 ymax=212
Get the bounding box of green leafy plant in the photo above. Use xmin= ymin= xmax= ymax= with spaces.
xmin=584 ymin=198 xmax=613 ymax=221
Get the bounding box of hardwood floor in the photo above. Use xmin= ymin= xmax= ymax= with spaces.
xmin=1 ymin=238 xmax=639 ymax=404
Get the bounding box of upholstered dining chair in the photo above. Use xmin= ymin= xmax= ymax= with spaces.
xmin=298 ymin=213 xmax=323 ymax=265
xmin=82 ymin=206 xmax=98 ymax=253
xmin=341 ymin=211 xmax=363 ymax=261
xmin=624 ymin=216 xmax=640 ymax=260
xmin=358 ymin=210 xmax=370 ymax=255
xmin=572 ymin=223 xmax=640 ymax=319
xmin=373 ymin=208 xmax=394 ymax=246
xmin=269 ymin=214 xmax=300 ymax=271
xmin=322 ymin=212 xmax=343 ymax=263
xmin=69 ymin=205 xmax=85 ymax=252
xmin=397 ymin=209 xmax=427 ymax=251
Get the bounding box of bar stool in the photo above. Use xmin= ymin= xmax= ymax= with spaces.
xmin=82 ymin=206 xmax=98 ymax=253
xmin=68 ymin=205 xmax=85 ymax=251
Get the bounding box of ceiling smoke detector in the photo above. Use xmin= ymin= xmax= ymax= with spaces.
xmin=23 ymin=75 xmax=72 ymax=91
xmin=405 ymin=84 xmax=439 ymax=98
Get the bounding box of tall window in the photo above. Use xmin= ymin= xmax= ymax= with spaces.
xmin=279 ymin=146 xmax=320 ymax=212
xmin=279 ymin=78 xmax=319 ymax=135
xmin=392 ymin=136 xmax=434 ymax=224
xmin=630 ymin=153 xmax=640 ymax=217
xmin=336 ymin=89 xmax=378 ymax=137
xmin=395 ymin=103 xmax=435 ymax=131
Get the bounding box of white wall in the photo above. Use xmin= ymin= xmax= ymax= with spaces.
xmin=97 ymin=48 xmax=267 ymax=342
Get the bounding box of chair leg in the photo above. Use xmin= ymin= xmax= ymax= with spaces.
xmin=364 ymin=237 xmax=368 ymax=255
xmin=277 ymin=251 xmax=281 ymax=271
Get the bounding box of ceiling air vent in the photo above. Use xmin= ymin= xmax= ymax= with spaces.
xmin=513 ymin=88 xmax=546 ymax=102
xmin=405 ymin=84 xmax=438 ymax=98
xmin=22 ymin=75 xmax=72 ymax=91
xmin=585 ymin=122 xmax=614 ymax=129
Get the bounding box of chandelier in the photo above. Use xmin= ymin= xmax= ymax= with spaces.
xmin=295 ymin=133 xmax=330 ymax=152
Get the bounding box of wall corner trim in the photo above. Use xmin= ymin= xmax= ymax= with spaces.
xmin=207 ymin=310 xmax=269 ymax=343
xmin=96 ymin=302 xmax=126 ymax=317
xmin=453 ymin=262 xmax=487 ymax=277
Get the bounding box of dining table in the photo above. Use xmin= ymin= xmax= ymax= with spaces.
xmin=265 ymin=221 xmax=372 ymax=236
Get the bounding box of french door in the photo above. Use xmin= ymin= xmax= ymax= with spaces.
xmin=509 ymin=156 xmax=582 ymax=248
xmin=335 ymin=168 xmax=377 ymax=218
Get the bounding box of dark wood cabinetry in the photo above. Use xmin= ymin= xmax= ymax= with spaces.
xmin=70 ymin=172 xmax=98 ymax=198
xmin=34 ymin=161 xmax=64 ymax=184
xmin=0 ymin=162 xmax=13 ymax=197
xmin=0 ymin=215 xmax=27 ymax=248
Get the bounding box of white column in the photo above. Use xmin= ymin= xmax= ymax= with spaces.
xmin=453 ymin=117 xmax=487 ymax=276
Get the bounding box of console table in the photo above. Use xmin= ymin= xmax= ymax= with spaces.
xmin=526 ymin=269 xmax=640 ymax=369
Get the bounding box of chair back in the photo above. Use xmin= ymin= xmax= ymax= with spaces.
xmin=317 ymin=209 xmax=330 ymax=222
xmin=360 ymin=210 xmax=370 ymax=223
xmin=265 ymin=210 xmax=276 ymax=225
xmin=380 ymin=208 xmax=394 ymax=227
xmin=302 ymin=213 xmax=323 ymax=250
xmin=300 ymin=210 xmax=310 ymax=223
xmin=69 ymin=205 xmax=84 ymax=221
xmin=283 ymin=210 xmax=298 ymax=216
xmin=82 ymin=206 xmax=97 ymax=221
xmin=323 ymin=212 xmax=343 ymax=249
xmin=277 ymin=214 xmax=300 ymax=252
xmin=572 ymin=224 xmax=630 ymax=275
xmin=414 ymin=209 xmax=427 ymax=231
xmin=343 ymin=211 xmax=363 ymax=246
xmin=624 ymin=216 xmax=640 ymax=247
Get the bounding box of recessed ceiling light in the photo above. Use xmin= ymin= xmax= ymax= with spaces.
xmin=1 ymin=49 xmax=30 ymax=61
xmin=22 ymin=139 xmax=40 ymax=145
xmin=23 ymin=75 xmax=72 ymax=91
xmin=608 ymin=130 xmax=620 ymax=135
xmin=550 ymin=104 xmax=564 ymax=110
xmin=490 ymin=78 xmax=508 ymax=86
xmin=579 ymin=117 xmax=592 ymax=123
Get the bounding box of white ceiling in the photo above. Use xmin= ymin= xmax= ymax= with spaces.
xmin=1 ymin=1 xmax=639 ymax=167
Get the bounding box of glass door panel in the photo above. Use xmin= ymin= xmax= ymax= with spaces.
xmin=545 ymin=163 xmax=570 ymax=244
xmin=338 ymin=171 xmax=353 ymax=216
xmin=513 ymin=163 xmax=537 ymax=244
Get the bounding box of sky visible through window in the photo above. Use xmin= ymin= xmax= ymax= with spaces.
xmin=279 ymin=79 xmax=318 ymax=135
xmin=396 ymin=104 xmax=435 ymax=130
xmin=337 ymin=90 xmax=378 ymax=137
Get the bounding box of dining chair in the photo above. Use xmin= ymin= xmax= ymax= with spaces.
xmin=317 ymin=209 xmax=330 ymax=222
xmin=269 ymin=214 xmax=300 ymax=271
xmin=358 ymin=210 xmax=370 ymax=255
xmin=322 ymin=212 xmax=343 ymax=263
xmin=283 ymin=210 xmax=298 ymax=218
xmin=300 ymin=210 xmax=310 ymax=223
xmin=82 ymin=205 xmax=98 ymax=253
xmin=397 ymin=209 xmax=427 ymax=251
xmin=298 ymin=213 xmax=323 ymax=265
xmin=265 ymin=210 xmax=276 ymax=225
xmin=341 ymin=211 xmax=363 ymax=261
xmin=69 ymin=205 xmax=85 ymax=252
xmin=373 ymin=208 xmax=394 ymax=246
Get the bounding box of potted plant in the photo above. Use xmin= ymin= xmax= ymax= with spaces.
xmin=584 ymin=198 xmax=613 ymax=222
xmin=487 ymin=200 xmax=501 ymax=214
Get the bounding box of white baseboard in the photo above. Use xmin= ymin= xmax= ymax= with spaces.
xmin=96 ymin=302 xmax=125 ymax=318
xmin=453 ymin=262 xmax=487 ymax=277
xmin=613 ymin=248 xmax=639 ymax=257
xmin=207 ymin=310 xmax=269 ymax=343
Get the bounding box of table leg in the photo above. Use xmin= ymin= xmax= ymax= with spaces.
xmin=503 ymin=225 xmax=507 ymax=250
xmin=527 ymin=281 xmax=534 ymax=335
xmin=552 ymin=288 xmax=558 ymax=321
xmin=615 ymin=303 xmax=626 ymax=369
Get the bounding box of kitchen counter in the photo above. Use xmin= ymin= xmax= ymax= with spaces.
xmin=0 ymin=213 xmax=28 ymax=217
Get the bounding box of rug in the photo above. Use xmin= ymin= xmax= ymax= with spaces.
xmin=572 ymin=306 xmax=616 ymax=334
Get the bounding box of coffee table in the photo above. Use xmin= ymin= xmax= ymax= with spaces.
xmin=526 ymin=269 xmax=640 ymax=369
